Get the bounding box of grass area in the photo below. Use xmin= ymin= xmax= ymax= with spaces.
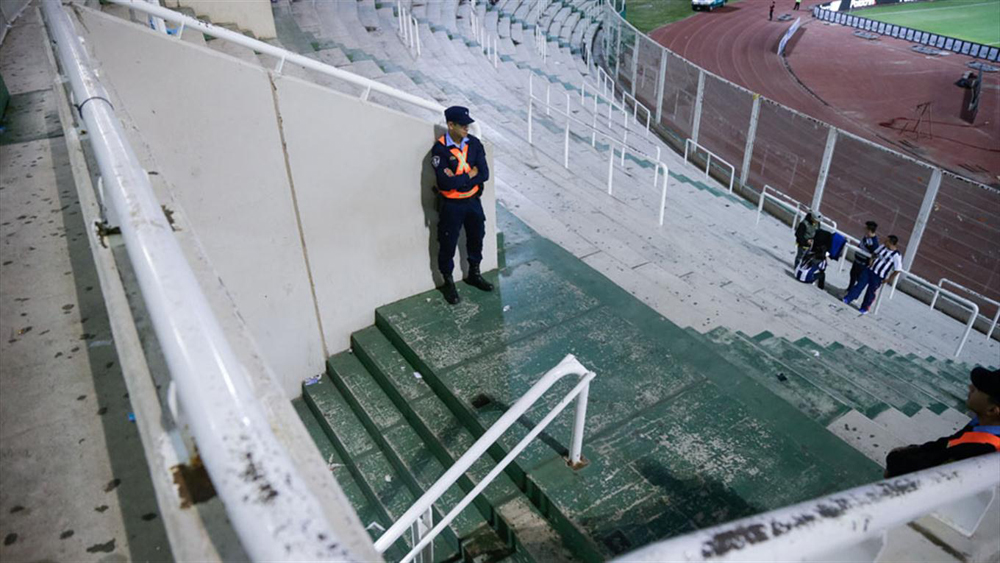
xmin=625 ymin=0 xmax=724 ymax=33
xmin=855 ymin=0 xmax=1000 ymax=46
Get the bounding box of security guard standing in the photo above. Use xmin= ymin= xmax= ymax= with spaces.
xmin=432 ymin=106 xmax=493 ymax=304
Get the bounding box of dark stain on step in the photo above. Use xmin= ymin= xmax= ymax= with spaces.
xmin=86 ymin=539 xmax=116 ymax=553
xmin=4 ymin=533 xmax=17 ymax=546
xmin=60 ymin=530 xmax=74 ymax=540
xmin=104 ymin=478 xmax=121 ymax=492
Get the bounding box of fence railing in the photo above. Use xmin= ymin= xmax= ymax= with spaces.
xmin=597 ymin=65 xmax=651 ymax=136
xmin=814 ymin=4 xmax=1000 ymax=61
xmin=932 ymin=279 xmax=1000 ymax=341
xmin=617 ymin=453 xmax=1000 ymax=562
xmin=43 ymin=1 xmax=354 ymax=559
xmin=527 ymin=74 xmax=672 ymax=225
xmin=397 ymin=1 xmax=421 ymax=58
xmin=684 ymin=138 xmax=736 ymax=194
xmin=111 ymin=0 xmax=482 ymax=137
xmin=754 ymin=184 xmax=838 ymax=232
xmin=373 ymin=354 xmax=596 ymax=563
xmin=597 ymin=0 xmax=1000 ymax=343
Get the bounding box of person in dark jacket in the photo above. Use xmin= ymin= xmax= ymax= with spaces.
xmin=431 ymin=106 xmax=493 ymax=305
xmin=794 ymin=212 xmax=821 ymax=269
xmin=848 ymin=221 xmax=879 ymax=293
xmin=884 ymin=367 xmax=1000 ymax=478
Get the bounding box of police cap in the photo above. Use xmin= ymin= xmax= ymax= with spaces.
xmin=444 ymin=106 xmax=474 ymax=126
xmin=971 ymin=367 xmax=1000 ymax=403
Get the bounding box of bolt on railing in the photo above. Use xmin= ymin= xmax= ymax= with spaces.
xmin=373 ymin=355 xmax=596 ymax=563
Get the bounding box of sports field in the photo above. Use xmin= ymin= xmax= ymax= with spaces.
xmin=857 ymin=0 xmax=1000 ymax=46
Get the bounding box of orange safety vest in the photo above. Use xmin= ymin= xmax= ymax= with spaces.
xmin=437 ymin=136 xmax=480 ymax=199
xmin=948 ymin=431 xmax=1000 ymax=451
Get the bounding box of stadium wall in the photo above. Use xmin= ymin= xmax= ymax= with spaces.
xmin=813 ymin=3 xmax=1000 ymax=61
xmin=600 ymin=2 xmax=1000 ymax=327
xmin=77 ymin=9 xmax=497 ymax=396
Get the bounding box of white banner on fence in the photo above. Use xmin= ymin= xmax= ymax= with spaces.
xmin=778 ymin=17 xmax=802 ymax=56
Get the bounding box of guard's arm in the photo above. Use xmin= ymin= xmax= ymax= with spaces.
xmin=472 ymin=139 xmax=490 ymax=185
xmin=433 ymin=148 xmax=470 ymax=192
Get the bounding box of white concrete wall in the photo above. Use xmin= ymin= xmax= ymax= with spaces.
xmin=75 ymin=8 xmax=496 ymax=395
xmin=273 ymin=75 xmax=498 ymax=353
xmin=164 ymin=0 xmax=276 ymax=39
xmin=77 ymin=8 xmax=323 ymax=396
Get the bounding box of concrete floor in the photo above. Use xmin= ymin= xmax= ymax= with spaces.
xmin=0 ymin=5 xmax=172 ymax=561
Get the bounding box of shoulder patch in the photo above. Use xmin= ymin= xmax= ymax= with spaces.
xmin=432 ymin=155 xmax=440 ymax=168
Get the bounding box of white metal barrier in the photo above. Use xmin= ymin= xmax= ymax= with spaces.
xmin=527 ymin=75 xmax=672 ymax=226
xmin=43 ymin=1 xmax=354 ymax=559
xmin=617 ymin=454 xmax=1000 ymax=563
xmin=597 ymin=65 xmax=652 ymax=136
xmin=397 ymin=1 xmax=421 ymax=58
xmin=874 ymin=272 xmax=979 ymax=357
xmin=931 ymin=278 xmax=1000 ymax=342
xmin=111 ymin=0 xmax=481 ymax=138
xmin=373 ymin=355 xmax=596 ymax=563
xmin=685 ymin=138 xmax=736 ymax=193
xmin=754 ymin=184 xmax=838 ymax=232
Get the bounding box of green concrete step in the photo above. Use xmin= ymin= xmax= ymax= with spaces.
xmin=697 ymin=327 xmax=851 ymax=426
xmin=351 ymin=326 xmax=577 ymax=563
xmin=292 ymin=398 xmax=386 ymax=545
xmin=373 ymin=207 xmax=880 ymax=559
xmin=912 ymin=355 xmax=971 ymax=386
xmin=746 ymin=332 xmax=893 ymax=418
xmin=792 ymin=338 xmax=943 ymax=415
xmin=326 ymin=352 xmax=510 ymax=562
xmin=302 ymin=375 xmax=451 ymax=560
xmin=871 ymin=349 xmax=968 ymax=411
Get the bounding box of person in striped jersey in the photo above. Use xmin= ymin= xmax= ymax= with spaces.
xmin=795 ymin=246 xmax=827 ymax=289
xmin=842 ymin=235 xmax=903 ymax=314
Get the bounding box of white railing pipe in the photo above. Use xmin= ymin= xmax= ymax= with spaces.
xmin=685 ymin=138 xmax=736 ymax=193
xmin=657 ymin=162 xmax=670 ymax=226
xmin=374 ymin=355 xmax=596 ymax=557
xmin=108 ymin=0 xmax=480 ymax=137
xmin=933 ymin=278 xmax=1000 ymax=341
xmin=617 ymin=453 xmax=1000 ymax=562
xmin=41 ymin=1 xmax=353 ymax=560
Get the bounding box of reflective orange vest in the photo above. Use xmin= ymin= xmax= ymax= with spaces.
xmin=437 ymin=136 xmax=480 ymax=199
xmin=948 ymin=431 xmax=1000 ymax=451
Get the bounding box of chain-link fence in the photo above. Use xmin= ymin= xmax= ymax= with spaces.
xmin=602 ymin=2 xmax=1000 ymax=321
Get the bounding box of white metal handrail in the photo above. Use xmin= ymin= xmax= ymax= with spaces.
xmin=685 ymin=138 xmax=736 ymax=193
xmin=373 ymin=355 xmax=596 ymax=563
xmin=397 ymin=1 xmax=421 ymax=58
xmin=876 ymin=271 xmax=979 ymax=357
xmin=527 ymin=76 xmax=673 ymax=225
xmin=616 ymin=453 xmax=1000 ymax=562
xmin=754 ymin=184 xmax=838 ymax=233
xmin=109 ymin=0 xmax=481 ymax=138
xmin=42 ymin=1 xmax=353 ymax=559
xmin=468 ymin=5 xmax=498 ymax=68
xmin=596 ymin=65 xmax=652 ymax=136
xmin=932 ymin=278 xmax=998 ymax=342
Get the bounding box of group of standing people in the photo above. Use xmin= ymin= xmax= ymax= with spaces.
xmin=792 ymin=213 xmax=903 ymax=315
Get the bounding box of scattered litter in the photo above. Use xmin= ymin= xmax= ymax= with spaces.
xmin=777 ymin=14 xmax=793 ymax=21
xmin=812 ymin=350 xmax=820 ymax=357
xmin=127 ymin=412 xmax=136 ymax=422
xmin=426 ymin=298 xmax=432 ymax=302
xmin=384 ymin=474 xmax=392 ymax=482
xmin=776 ymin=373 xmax=788 ymax=382
xmin=413 ymin=371 xmax=423 ymax=380
xmin=502 ymin=305 xmax=511 ymax=312
xmin=304 ymin=374 xmax=321 ymax=386
xmin=366 ymin=521 xmax=386 ymax=533
xmin=854 ymin=31 xmax=879 ymax=40
xmin=88 ymin=339 xmax=113 ymax=348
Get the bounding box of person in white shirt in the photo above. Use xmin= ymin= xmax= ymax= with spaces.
xmin=842 ymin=235 xmax=903 ymax=315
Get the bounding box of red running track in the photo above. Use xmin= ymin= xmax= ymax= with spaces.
xmin=648 ymin=0 xmax=1000 ymax=187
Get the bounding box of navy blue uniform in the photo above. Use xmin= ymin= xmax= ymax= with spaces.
xmin=432 ymin=133 xmax=490 ymax=275
xmin=848 ymin=234 xmax=879 ymax=291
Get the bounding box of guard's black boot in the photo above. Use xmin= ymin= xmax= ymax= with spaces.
xmin=441 ymin=275 xmax=460 ymax=305
xmin=465 ymin=265 xmax=494 ymax=292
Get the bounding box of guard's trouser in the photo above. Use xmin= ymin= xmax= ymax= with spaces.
xmin=437 ymin=197 xmax=485 ymax=276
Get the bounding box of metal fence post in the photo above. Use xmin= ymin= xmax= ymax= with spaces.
xmin=812 ymin=127 xmax=838 ymax=213
xmin=690 ymin=69 xmax=705 ymax=145
xmin=903 ymin=168 xmax=942 ymax=272
xmin=654 ymin=49 xmax=667 ymax=124
xmin=630 ymin=34 xmax=639 ymax=98
xmin=614 ymin=19 xmax=623 ymax=82
xmin=740 ymin=94 xmax=761 ymax=191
